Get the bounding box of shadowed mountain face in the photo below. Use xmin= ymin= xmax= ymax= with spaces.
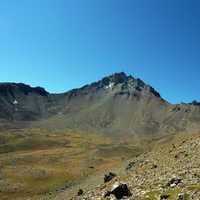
xmin=0 ymin=83 xmax=49 ymax=121
xmin=0 ymin=72 xmax=200 ymax=135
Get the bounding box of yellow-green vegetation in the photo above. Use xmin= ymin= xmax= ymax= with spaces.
xmin=137 ymin=188 xmax=183 ymax=200
xmin=0 ymin=128 xmax=144 ymax=200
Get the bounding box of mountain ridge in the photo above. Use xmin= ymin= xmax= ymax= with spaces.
xmin=1 ymin=72 xmax=198 ymax=104
xmin=0 ymin=72 xmax=200 ymax=136
xmin=0 ymin=72 xmax=162 ymax=99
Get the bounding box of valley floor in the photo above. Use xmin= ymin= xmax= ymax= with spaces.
xmin=0 ymin=128 xmax=143 ymax=200
xmin=1 ymin=128 xmax=200 ymax=200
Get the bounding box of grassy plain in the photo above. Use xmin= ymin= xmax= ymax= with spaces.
xmin=0 ymin=128 xmax=145 ymax=200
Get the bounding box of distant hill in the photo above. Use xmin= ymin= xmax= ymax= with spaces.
xmin=0 ymin=72 xmax=200 ymax=135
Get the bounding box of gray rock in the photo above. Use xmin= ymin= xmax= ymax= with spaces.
xmin=104 ymin=172 xmax=117 ymax=183
xmin=167 ymin=178 xmax=182 ymax=187
xmin=177 ymin=193 xmax=185 ymax=200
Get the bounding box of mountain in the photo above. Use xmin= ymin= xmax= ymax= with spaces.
xmin=0 ymin=72 xmax=200 ymax=135
xmin=1 ymin=72 xmax=200 ymax=200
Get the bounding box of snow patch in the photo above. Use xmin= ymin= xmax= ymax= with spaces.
xmin=13 ymin=100 xmax=18 ymax=105
xmin=105 ymin=82 xmax=114 ymax=89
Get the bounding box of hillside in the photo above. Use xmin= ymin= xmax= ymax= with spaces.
xmin=0 ymin=72 xmax=200 ymax=136
xmin=71 ymin=132 xmax=200 ymax=200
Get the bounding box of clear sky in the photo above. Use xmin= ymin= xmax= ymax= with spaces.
xmin=0 ymin=0 xmax=199 ymax=103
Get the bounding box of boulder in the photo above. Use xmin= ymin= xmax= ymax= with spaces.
xmin=104 ymin=182 xmax=132 ymax=199
xmin=177 ymin=193 xmax=185 ymax=200
xmin=104 ymin=172 xmax=117 ymax=183
xmin=167 ymin=178 xmax=182 ymax=187
xmin=160 ymin=194 xmax=170 ymax=199
xmin=77 ymin=189 xmax=83 ymax=196
xmin=126 ymin=161 xmax=136 ymax=170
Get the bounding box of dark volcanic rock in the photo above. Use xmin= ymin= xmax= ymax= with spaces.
xmin=160 ymin=194 xmax=170 ymax=200
xmin=77 ymin=189 xmax=83 ymax=196
xmin=104 ymin=183 xmax=132 ymax=199
xmin=104 ymin=172 xmax=117 ymax=183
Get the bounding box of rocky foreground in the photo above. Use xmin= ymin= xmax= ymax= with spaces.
xmin=71 ymin=133 xmax=200 ymax=200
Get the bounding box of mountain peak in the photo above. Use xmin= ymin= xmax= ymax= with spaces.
xmin=101 ymin=72 xmax=129 ymax=85
xmin=100 ymin=72 xmax=161 ymax=98
xmin=108 ymin=72 xmax=129 ymax=81
xmin=68 ymin=72 xmax=161 ymax=99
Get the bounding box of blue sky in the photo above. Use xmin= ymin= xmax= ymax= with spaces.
xmin=0 ymin=0 xmax=199 ymax=103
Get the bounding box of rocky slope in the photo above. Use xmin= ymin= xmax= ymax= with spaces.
xmin=0 ymin=72 xmax=200 ymax=136
xmin=72 ymin=132 xmax=200 ymax=200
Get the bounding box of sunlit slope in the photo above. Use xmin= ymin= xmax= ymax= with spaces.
xmin=35 ymin=73 xmax=200 ymax=136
